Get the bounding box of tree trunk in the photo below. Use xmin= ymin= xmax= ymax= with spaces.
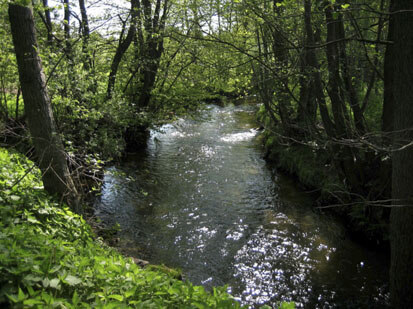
xmin=390 ymin=1 xmax=413 ymax=307
xmin=136 ymin=0 xmax=168 ymax=108
xmin=382 ymin=0 xmax=395 ymax=138
xmin=79 ymin=0 xmax=91 ymax=70
xmin=324 ymin=4 xmax=362 ymax=191
xmin=272 ymin=0 xmax=292 ymax=133
xmin=337 ymin=13 xmax=366 ymax=135
xmin=303 ymin=0 xmax=335 ymax=137
xmin=297 ymin=0 xmax=318 ymax=131
xmin=42 ymin=0 xmax=53 ymax=44
xmin=63 ymin=0 xmax=72 ymax=60
xmin=106 ymin=0 xmax=138 ymax=99
xmin=8 ymin=4 xmax=79 ymax=210
xmin=254 ymin=27 xmax=279 ymax=126
xmin=324 ymin=5 xmax=348 ymax=138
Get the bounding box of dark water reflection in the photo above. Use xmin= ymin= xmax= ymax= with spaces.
xmin=95 ymin=104 xmax=389 ymax=308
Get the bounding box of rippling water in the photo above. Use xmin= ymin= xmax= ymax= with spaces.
xmin=95 ymin=103 xmax=389 ymax=308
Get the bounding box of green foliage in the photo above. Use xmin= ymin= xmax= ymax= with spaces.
xmin=0 ymin=0 xmax=19 ymax=122
xmin=270 ymin=142 xmax=333 ymax=190
xmin=0 ymin=148 xmax=243 ymax=308
xmin=150 ymin=26 xmax=253 ymax=110
xmin=258 ymin=109 xmax=340 ymax=195
xmin=261 ymin=302 xmax=295 ymax=309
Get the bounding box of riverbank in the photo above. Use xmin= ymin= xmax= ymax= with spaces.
xmin=258 ymin=123 xmax=390 ymax=252
xmin=0 ymin=147 xmax=242 ymax=308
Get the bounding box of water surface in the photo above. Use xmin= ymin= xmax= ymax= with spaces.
xmin=95 ymin=104 xmax=389 ymax=307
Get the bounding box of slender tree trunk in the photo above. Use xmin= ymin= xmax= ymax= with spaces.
xmin=337 ymin=14 xmax=366 ymax=135
xmin=8 ymin=4 xmax=79 ymax=210
xmin=0 ymin=75 xmax=9 ymax=120
xmin=325 ymin=6 xmax=348 ymax=138
xmin=324 ymin=4 xmax=363 ymax=190
xmin=254 ymin=27 xmax=278 ymax=126
xmin=297 ymin=53 xmax=314 ymax=127
xmin=106 ymin=0 xmax=138 ymax=99
xmin=42 ymin=0 xmax=53 ymax=44
xmin=63 ymin=0 xmax=72 ymax=60
xmin=297 ymin=0 xmax=318 ymax=130
xmin=390 ymin=1 xmax=413 ymax=307
xmin=382 ymin=0 xmax=395 ymax=137
xmin=272 ymin=0 xmax=292 ymax=133
xmin=374 ymin=0 xmax=394 ymax=203
xmin=303 ymin=0 xmax=335 ymax=137
xmin=356 ymin=0 xmax=386 ymax=114
xmin=107 ymin=24 xmax=134 ymax=99
xmin=79 ymin=0 xmax=91 ymax=70
xmin=15 ymin=87 xmax=21 ymax=120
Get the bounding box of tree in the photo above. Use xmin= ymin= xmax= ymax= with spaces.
xmin=63 ymin=0 xmax=72 ymax=59
xmin=389 ymin=0 xmax=413 ymax=307
xmin=79 ymin=0 xmax=91 ymax=70
xmin=131 ymin=0 xmax=169 ymax=108
xmin=107 ymin=0 xmax=138 ymax=99
xmin=39 ymin=0 xmax=53 ymax=44
xmin=8 ymin=3 xmax=79 ymax=211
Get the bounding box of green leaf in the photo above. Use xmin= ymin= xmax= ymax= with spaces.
xmin=72 ymin=290 xmax=79 ymax=305
xmin=24 ymin=299 xmax=44 ymax=306
xmin=41 ymin=292 xmax=52 ymax=304
xmin=65 ymin=275 xmax=82 ymax=286
xmin=42 ymin=277 xmax=50 ymax=288
xmin=108 ymin=294 xmax=124 ymax=301
xmin=24 ymin=274 xmax=43 ymax=283
xmin=124 ymin=288 xmax=136 ymax=298
xmin=193 ymin=301 xmax=208 ymax=309
xmin=10 ymin=195 xmax=20 ymax=201
xmin=7 ymin=294 xmax=18 ymax=303
xmin=280 ymin=302 xmax=296 ymax=309
xmin=17 ymin=287 xmax=26 ymax=302
xmin=26 ymin=285 xmax=36 ymax=297
xmin=49 ymin=278 xmax=60 ymax=289
xmin=49 ymin=265 xmax=62 ymax=274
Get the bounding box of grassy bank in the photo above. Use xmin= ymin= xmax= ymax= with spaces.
xmin=0 ymin=148 xmax=242 ymax=308
xmin=260 ymin=129 xmax=389 ymax=250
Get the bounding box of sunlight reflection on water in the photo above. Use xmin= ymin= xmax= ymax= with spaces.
xmin=221 ymin=129 xmax=258 ymax=143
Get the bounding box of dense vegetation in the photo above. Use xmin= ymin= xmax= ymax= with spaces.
xmin=0 ymin=0 xmax=412 ymax=307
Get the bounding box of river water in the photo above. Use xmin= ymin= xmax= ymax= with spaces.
xmin=95 ymin=103 xmax=389 ymax=308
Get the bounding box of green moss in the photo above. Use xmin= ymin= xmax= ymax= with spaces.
xmin=0 ymin=148 xmax=242 ymax=308
xmin=266 ymin=142 xmax=336 ymax=191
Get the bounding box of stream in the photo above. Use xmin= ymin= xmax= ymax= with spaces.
xmin=95 ymin=103 xmax=389 ymax=308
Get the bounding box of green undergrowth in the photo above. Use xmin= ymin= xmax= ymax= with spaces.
xmin=0 ymin=148 xmax=243 ymax=308
xmin=259 ymin=122 xmax=389 ymax=249
xmin=262 ymin=130 xmax=341 ymax=198
xmin=265 ymin=136 xmax=389 ymax=247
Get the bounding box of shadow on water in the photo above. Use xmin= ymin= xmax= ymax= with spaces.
xmin=95 ymin=103 xmax=389 ymax=308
